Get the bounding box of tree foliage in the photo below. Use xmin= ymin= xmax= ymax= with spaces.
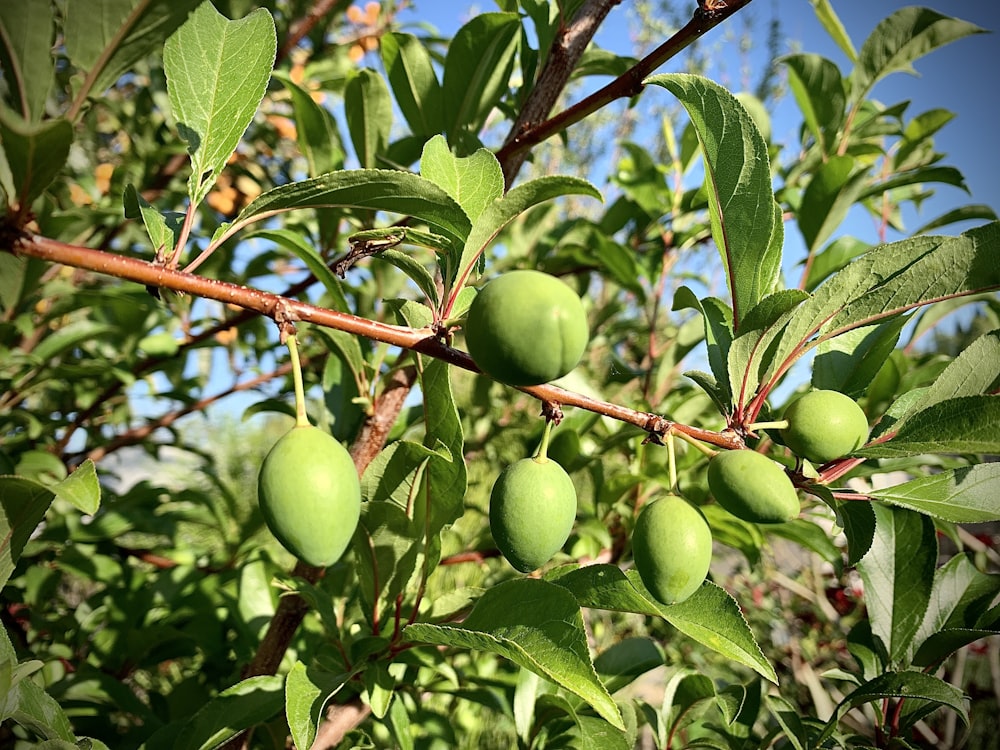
xmin=1 ymin=1 xmax=999 ymax=748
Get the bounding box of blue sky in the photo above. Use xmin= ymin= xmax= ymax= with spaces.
xmin=397 ymin=1 xmax=999 ymax=241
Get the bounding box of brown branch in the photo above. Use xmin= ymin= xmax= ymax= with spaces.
xmin=11 ymin=233 xmax=744 ymax=450
xmin=279 ymin=0 xmax=341 ymax=63
xmin=499 ymin=0 xmax=624 ymax=187
xmin=495 ymin=0 xmax=753 ymax=171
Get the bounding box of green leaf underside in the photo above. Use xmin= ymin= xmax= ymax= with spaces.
xmin=164 ymin=2 xmax=276 ymax=205
xmin=857 ymin=395 xmax=1000 ymax=458
xmin=231 ymin=169 xmax=472 ymax=245
xmin=546 ymin=565 xmax=776 ymax=684
xmin=869 ymin=464 xmax=1000 ymax=523
xmin=754 ymin=222 xmax=1000 ymax=401
xmin=645 ymin=74 xmax=779 ymax=329
xmin=285 ymin=662 xmax=352 ymax=750
xmin=405 ymin=578 xmax=625 ymax=730
xmin=0 ymin=0 xmax=54 ymax=122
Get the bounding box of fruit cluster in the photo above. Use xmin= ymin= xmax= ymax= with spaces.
xmin=256 ymin=276 xmax=870 ymax=611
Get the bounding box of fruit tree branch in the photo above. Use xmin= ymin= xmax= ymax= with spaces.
xmin=500 ymin=0 xmax=624 ymax=187
xmin=495 ymin=0 xmax=753 ymax=173
xmin=10 ymin=232 xmax=744 ymax=451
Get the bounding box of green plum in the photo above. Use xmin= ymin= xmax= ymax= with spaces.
xmin=258 ymin=425 xmax=361 ymax=567
xmin=632 ymin=494 xmax=712 ymax=605
xmin=707 ymin=449 xmax=799 ymax=524
xmin=465 ymin=270 xmax=589 ymax=386
xmin=781 ymin=389 xmax=869 ymax=464
xmin=490 ymin=456 xmax=577 ymax=572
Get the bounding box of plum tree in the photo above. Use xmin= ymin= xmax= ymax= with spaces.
xmin=489 ymin=455 xmax=577 ymax=572
xmin=464 ymin=270 xmax=589 ymax=386
xmin=707 ymin=449 xmax=800 ymax=524
xmin=632 ymin=494 xmax=712 ymax=604
xmin=781 ymin=390 xmax=870 ymax=464
xmin=258 ymin=425 xmax=361 ymax=567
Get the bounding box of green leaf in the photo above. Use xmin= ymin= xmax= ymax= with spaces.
xmin=442 ymin=13 xmax=520 ymax=148
xmin=911 ymin=554 xmax=1000 ymax=667
xmin=273 ymin=72 xmax=344 ymax=176
xmin=381 ymin=32 xmax=443 ymax=136
xmin=812 ymin=317 xmax=907 ymax=398
xmin=645 ymin=74 xmax=778 ymax=329
xmin=2 ymin=674 xmax=76 ymax=742
xmin=856 ymin=396 xmax=1000 ymax=458
xmin=547 ymin=565 xmax=777 ymax=684
xmin=405 ymin=578 xmax=625 ymax=730
xmin=229 ymin=169 xmax=471 ymax=246
xmin=246 ymin=229 xmax=349 ymax=313
xmin=421 ymin=135 xmax=503 ymax=223
xmin=915 ymin=204 xmax=997 ymax=235
xmin=0 ymin=0 xmax=54 ymax=121
xmin=810 ymin=0 xmax=857 ymax=63
xmin=868 ymin=464 xmax=1000 ymax=524
xmin=908 ymin=329 xmax=1000 ymax=418
xmin=835 ymin=498 xmax=876 ymax=566
xmin=857 ymin=505 xmax=936 ymax=668
xmin=376 ymin=248 xmax=440 ymax=306
xmin=1 ymin=476 xmax=55 ymax=590
xmin=123 ymin=184 xmax=184 ymax=254
xmin=345 ymin=68 xmax=392 ymax=169
xmin=797 ymin=155 xmax=870 ymax=253
xmin=779 ymin=53 xmax=845 ymax=155
xmin=593 ymin=637 xmax=664 ymax=695
xmin=172 ymin=675 xmax=284 ymax=750
xmin=447 ymin=175 xmax=600 ymax=312
xmin=285 ymin=662 xmax=352 ymax=750
xmin=52 ymin=459 xmax=101 ymax=515
xmin=674 ymin=289 xmax=734 ymax=408
xmin=854 ymin=7 xmax=986 ymax=100
xmin=0 ymin=111 xmax=72 ymax=209
xmin=418 ymin=358 xmax=467 ymax=536
xmin=762 ymin=222 xmax=1000 ymax=397
xmin=817 ymin=671 xmax=967 ymax=746
xmin=163 ymin=2 xmax=276 ymax=205
xmin=858 ymin=166 xmax=969 ymax=203
xmin=63 ymin=0 xmax=201 ymax=107
xmin=803 ymin=236 xmax=870 ymax=291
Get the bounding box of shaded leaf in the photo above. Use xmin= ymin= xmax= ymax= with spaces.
xmin=0 ymin=476 xmax=55 ymax=590
xmin=381 ymin=32 xmax=443 ymax=136
xmin=405 ymin=578 xmax=625 ymax=730
xmin=797 ymin=155 xmax=870 ymax=252
xmin=229 ymin=169 xmax=471 ymax=246
xmin=0 ymin=112 xmax=72 ymax=209
xmin=64 ymin=0 xmax=201 ymax=106
xmin=780 ymin=53 xmax=845 ymax=155
xmin=857 ymin=505 xmax=936 ymax=668
xmin=0 ymin=0 xmax=54 ymax=121
xmin=812 ymin=317 xmax=907 ymax=399
xmin=442 ymin=13 xmax=520 ymax=148
xmin=172 ymin=675 xmax=284 ymax=750
xmin=345 ymin=68 xmax=392 ymax=169
xmin=273 ymin=72 xmax=344 ymax=176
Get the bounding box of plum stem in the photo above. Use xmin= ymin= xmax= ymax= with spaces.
xmin=673 ymin=429 xmax=718 ymax=458
xmin=534 ymin=418 xmax=555 ymax=462
xmin=667 ymin=430 xmax=678 ymax=493
xmin=287 ymin=335 xmax=309 ymax=428
xmin=747 ymin=419 xmax=789 ymax=431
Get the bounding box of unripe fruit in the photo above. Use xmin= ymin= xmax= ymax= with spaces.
xmin=465 ymin=270 xmax=589 ymax=386
xmin=781 ymin=389 xmax=869 ymax=464
xmin=632 ymin=495 xmax=712 ymax=605
xmin=490 ymin=457 xmax=577 ymax=572
xmin=707 ymin=450 xmax=799 ymax=524
xmin=258 ymin=425 xmax=361 ymax=567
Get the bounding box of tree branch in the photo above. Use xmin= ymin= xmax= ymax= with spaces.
xmin=495 ymin=0 xmax=753 ymax=171
xmin=499 ymin=0 xmax=624 ymax=187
